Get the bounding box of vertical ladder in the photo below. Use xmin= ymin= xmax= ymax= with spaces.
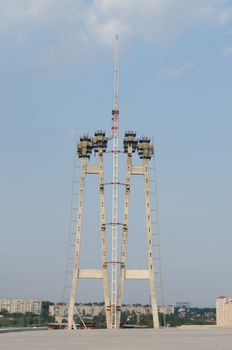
xmin=149 ymin=157 xmax=166 ymax=327
xmin=62 ymin=148 xmax=80 ymax=317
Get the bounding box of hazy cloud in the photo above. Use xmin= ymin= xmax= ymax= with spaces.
xmin=163 ymin=63 xmax=193 ymax=78
xmin=0 ymin=1 xmax=231 ymax=42
xmin=0 ymin=0 xmax=231 ymax=72
xmin=223 ymin=46 xmax=232 ymax=56
xmin=219 ymin=7 xmax=232 ymax=25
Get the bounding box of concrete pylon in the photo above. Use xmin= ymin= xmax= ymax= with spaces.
xmin=117 ymin=133 xmax=159 ymax=329
xmin=67 ymin=132 xmax=111 ymax=330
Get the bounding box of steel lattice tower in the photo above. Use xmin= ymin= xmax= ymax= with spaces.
xmin=111 ymin=34 xmax=119 ymax=329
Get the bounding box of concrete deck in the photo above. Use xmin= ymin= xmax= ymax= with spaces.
xmin=0 ymin=328 xmax=232 ymax=350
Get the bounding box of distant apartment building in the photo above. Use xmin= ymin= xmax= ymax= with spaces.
xmin=0 ymin=299 xmax=42 ymax=315
xmin=216 ymin=296 xmax=232 ymax=327
xmin=176 ymin=302 xmax=191 ymax=309
xmin=121 ymin=305 xmax=151 ymax=315
xmin=50 ymin=303 xmax=175 ymax=323
xmin=49 ymin=304 xmax=67 ymax=317
xmin=158 ymin=305 xmax=175 ymax=315
xmin=49 ymin=304 xmax=105 ymax=321
xmin=49 ymin=304 xmax=68 ymax=323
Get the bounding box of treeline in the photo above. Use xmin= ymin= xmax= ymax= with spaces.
xmin=0 ymin=301 xmax=54 ymax=328
xmin=159 ymin=308 xmax=216 ymax=327
xmin=0 ymin=302 xmax=216 ymax=328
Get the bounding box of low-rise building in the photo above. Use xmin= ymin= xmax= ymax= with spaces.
xmin=158 ymin=305 xmax=175 ymax=315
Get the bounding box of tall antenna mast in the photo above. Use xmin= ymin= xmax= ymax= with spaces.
xmin=114 ymin=34 xmax=119 ymax=110
xmin=111 ymin=34 xmax=119 ymax=329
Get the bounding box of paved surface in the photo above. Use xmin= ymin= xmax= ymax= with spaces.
xmin=1 ymin=328 xmax=232 ymax=350
xmin=0 ymin=327 xmax=48 ymax=334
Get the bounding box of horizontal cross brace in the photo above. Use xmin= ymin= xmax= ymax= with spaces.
xmin=86 ymin=165 xmax=99 ymax=174
xmin=104 ymin=182 xmax=126 ymax=186
xmin=125 ymin=269 xmax=150 ymax=280
xmin=78 ymin=269 xmax=103 ymax=279
xmin=105 ymin=150 xmax=124 ymax=154
xmin=131 ymin=166 xmax=144 ymax=175
xmin=105 ymin=222 xmax=125 ymax=226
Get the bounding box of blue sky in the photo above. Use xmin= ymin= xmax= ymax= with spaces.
xmin=0 ymin=0 xmax=232 ymax=307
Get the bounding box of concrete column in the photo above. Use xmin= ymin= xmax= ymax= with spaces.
xmin=117 ymin=150 xmax=132 ymax=326
xmin=143 ymin=159 xmax=159 ymax=329
xmin=67 ymin=158 xmax=87 ymax=330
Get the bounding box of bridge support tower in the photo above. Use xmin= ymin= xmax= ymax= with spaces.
xmin=67 ymin=132 xmax=111 ymax=330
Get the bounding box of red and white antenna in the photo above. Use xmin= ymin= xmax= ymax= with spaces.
xmin=111 ymin=34 xmax=119 ymax=328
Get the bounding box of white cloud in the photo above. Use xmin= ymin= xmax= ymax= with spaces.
xmin=0 ymin=0 xmax=231 ymax=43
xmin=85 ymin=0 xmax=232 ymax=46
xmin=164 ymin=63 xmax=193 ymax=78
xmin=0 ymin=0 xmax=231 ymax=72
xmin=219 ymin=7 xmax=232 ymax=25
xmin=223 ymin=46 xmax=232 ymax=56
